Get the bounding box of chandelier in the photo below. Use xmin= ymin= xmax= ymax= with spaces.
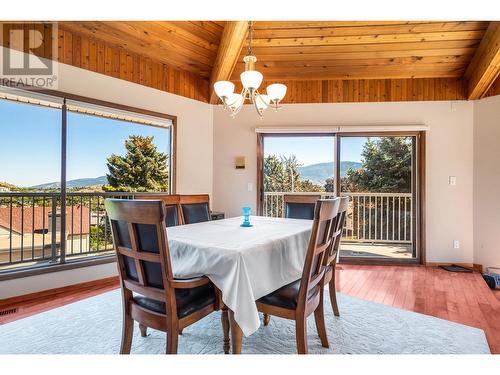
xmin=214 ymin=21 xmax=287 ymax=117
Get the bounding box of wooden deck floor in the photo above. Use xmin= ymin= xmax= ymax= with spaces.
xmin=1 ymin=265 xmax=499 ymax=353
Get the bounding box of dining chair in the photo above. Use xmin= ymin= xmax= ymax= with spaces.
xmin=134 ymin=194 xmax=182 ymax=227
xmin=105 ymin=199 xmax=224 ymax=354
xmin=322 ymin=196 xmax=349 ymax=316
xmin=179 ymin=194 xmax=210 ymax=224
xmin=256 ymin=198 xmax=341 ymax=354
xmin=262 ymin=194 xmax=322 ymax=327
xmin=284 ymin=194 xmax=321 ymax=220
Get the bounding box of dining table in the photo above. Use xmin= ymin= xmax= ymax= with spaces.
xmin=166 ymin=215 xmax=313 ymax=354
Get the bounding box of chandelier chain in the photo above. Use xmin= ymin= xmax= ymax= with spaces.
xmin=247 ymin=21 xmax=254 ymax=56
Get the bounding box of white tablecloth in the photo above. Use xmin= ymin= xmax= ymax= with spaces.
xmin=167 ymin=216 xmax=312 ymax=336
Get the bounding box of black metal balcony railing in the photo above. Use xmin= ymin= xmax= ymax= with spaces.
xmin=0 ymin=192 xmax=140 ymax=271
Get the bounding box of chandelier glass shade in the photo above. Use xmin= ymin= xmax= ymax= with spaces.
xmin=214 ymin=22 xmax=287 ymax=117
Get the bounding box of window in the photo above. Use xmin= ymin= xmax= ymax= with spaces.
xmin=0 ymin=87 xmax=175 ymax=274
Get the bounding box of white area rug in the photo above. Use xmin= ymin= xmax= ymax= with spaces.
xmin=0 ymin=289 xmax=490 ymax=354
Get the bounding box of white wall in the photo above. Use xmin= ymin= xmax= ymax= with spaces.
xmin=213 ymin=101 xmax=475 ymax=264
xmin=473 ymin=95 xmax=500 ymax=270
xmin=0 ymin=62 xmax=214 ymax=299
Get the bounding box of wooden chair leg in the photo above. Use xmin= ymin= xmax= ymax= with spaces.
xmin=139 ymin=324 xmax=148 ymax=337
xmin=228 ymin=310 xmax=243 ymax=354
xmin=120 ymin=314 xmax=134 ymax=354
xmin=329 ymin=275 xmax=340 ymax=317
xmin=166 ymin=330 xmax=179 ymax=354
xmin=221 ymin=307 xmax=230 ymax=354
xmin=263 ymin=313 xmax=271 ymax=326
xmin=295 ymin=317 xmax=308 ymax=354
xmin=314 ymin=291 xmax=329 ymax=348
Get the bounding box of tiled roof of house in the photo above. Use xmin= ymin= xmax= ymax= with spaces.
xmin=0 ymin=205 xmax=90 ymax=235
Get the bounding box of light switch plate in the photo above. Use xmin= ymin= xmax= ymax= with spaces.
xmin=453 ymin=240 xmax=460 ymax=249
xmin=449 ymin=176 xmax=457 ymax=186
xmin=247 ymin=182 xmax=253 ymax=192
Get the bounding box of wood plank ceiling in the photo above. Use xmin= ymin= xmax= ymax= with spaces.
xmin=60 ymin=21 xmax=226 ymax=78
xmin=232 ymin=21 xmax=487 ymax=80
xmin=12 ymin=21 xmax=500 ymax=103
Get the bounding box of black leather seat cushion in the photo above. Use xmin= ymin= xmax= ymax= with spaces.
xmin=285 ymin=203 xmax=316 ymax=220
xmin=257 ymin=279 xmax=319 ymax=310
xmin=181 ymin=203 xmax=210 ymax=224
xmin=133 ymin=282 xmax=215 ymax=318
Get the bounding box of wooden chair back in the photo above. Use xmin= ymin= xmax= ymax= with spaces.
xmin=297 ymin=198 xmax=340 ymax=309
xmin=179 ymin=194 xmax=210 ymax=224
xmin=105 ymin=199 xmax=176 ymax=313
xmin=284 ymin=194 xmax=321 ymax=220
xmin=324 ymin=196 xmax=349 ymax=267
xmin=134 ymin=194 xmax=182 ymax=227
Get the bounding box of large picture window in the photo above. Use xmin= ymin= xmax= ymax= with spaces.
xmin=0 ymin=87 xmax=175 ymax=274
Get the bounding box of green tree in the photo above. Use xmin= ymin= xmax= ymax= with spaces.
xmin=297 ymin=179 xmax=323 ymax=192
xmin=104 ymin=135 xmax=169 ymax=192
xmin=345 ymin=137 xmax=412 ymax=192
xmin=264 ymin=155 xmax=288 ymax=192
xmin=280 ymin=155 xmax=302 ymax=191
xmin=89 ymin=224 xmax=112 ymax=249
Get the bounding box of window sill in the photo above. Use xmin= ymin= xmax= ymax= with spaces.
xmin=0 ymin=255 xmax=116 ymax=282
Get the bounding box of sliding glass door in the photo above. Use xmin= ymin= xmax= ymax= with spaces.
xmin=338 ymin=135 xmax=417 ymax=261
xmin=259 ymin=132 xmax=422 ymax=263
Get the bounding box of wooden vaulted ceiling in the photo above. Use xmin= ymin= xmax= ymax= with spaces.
xmin=8 ymin=21 xmax=500 ymax=103
xmin=59 ymin=21 xmax=226 ymax=78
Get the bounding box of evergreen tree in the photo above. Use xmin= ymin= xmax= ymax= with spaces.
xmin=281 ymin=155 xmax=302 ymax=192
xmin=264 ymin=155 xmax=288 ymax=192
xmin=104 ymin=135 xmax=169 ymax=192
xmin=345 ymin=137 xmax=412 ymax=193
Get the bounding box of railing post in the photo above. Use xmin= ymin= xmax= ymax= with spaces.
xmin=50 ymin=195 xmax=58 ymax=262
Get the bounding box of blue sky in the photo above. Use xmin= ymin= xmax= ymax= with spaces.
xmin=264 ymin=136 xmax=367 ymax=166
xmin=1 ymin=100 xmax=170 ymax=187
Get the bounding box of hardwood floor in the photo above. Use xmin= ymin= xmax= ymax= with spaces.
xmin=0 ymin=277 xmax=119 ymax=325
xmin=336 ymin=265 xmax=500 ymax=354
xmin=1 ymin=265 xmax=499 ymax=353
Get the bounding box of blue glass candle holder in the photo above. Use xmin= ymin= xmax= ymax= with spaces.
xmin=241 ymin=207 xmax=253 ymax=227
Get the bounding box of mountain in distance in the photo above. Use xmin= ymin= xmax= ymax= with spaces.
xmin=298 ymin=161 xmax=362 ymax=184
xmin=32 ymin=175 xmax=108 ymax=189
xmin=27 ymin=162 xmax=360 ymax=189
